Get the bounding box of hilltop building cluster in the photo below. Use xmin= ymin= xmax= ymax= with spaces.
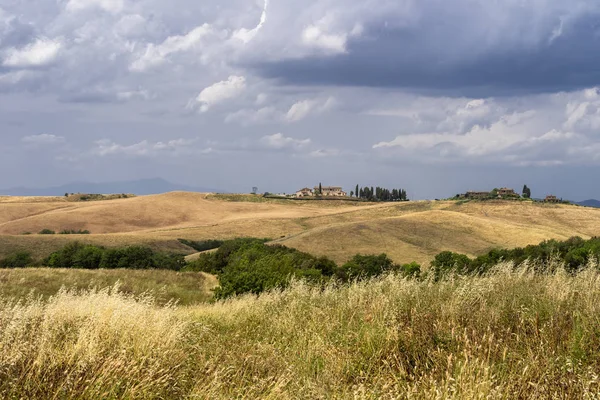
xmin=295 ymin=186 xmax=347 ymax=198
xmin=456 ymin=188 xmax=563 ymax=203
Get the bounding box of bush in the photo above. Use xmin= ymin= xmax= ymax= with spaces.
xmin=429 ymin=236 xmax=600 ymax=279
xmin=0 ymin=252 xmax=34 ymax=269
xmin=399 ymin=262 xmax=421 ymax=278
xmin=39 ymin=229 xmax=55 ymax=235
xmin=214 ymin=243 xmax=325 ymax=299
xmin=430 ymin=251 xmax=472 ymax=280
xmin=59 ymin=229 xmax=91 ymax=235
xmin=334 ymin=254 xmax=398 ymax=282
xmin=45 ymin=243 xmax=185 ymax=271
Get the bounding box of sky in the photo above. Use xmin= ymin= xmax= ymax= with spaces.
xmin=2 ymin=0 xmax=600 ymax=200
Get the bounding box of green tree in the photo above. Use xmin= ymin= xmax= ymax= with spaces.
xmin=0 ymin=251 xmax=34 ymax=268
xmin=335 ymin=254 xmax=397 ymax=282
xmin=355 ymin=184 xmax=359 ymax=198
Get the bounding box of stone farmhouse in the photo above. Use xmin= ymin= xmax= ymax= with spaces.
xmin=295 ymin=186 xmax=347 ymax=198
xmin=295 ymin=188 xmax=314 ymax=198
xmin=462 ymin=188 xmax=519 ymax=199
xmin=314 ymin=186 xmax=347 ymax=197
xmin=544 ymin=195 xmax=560 ymax=203
xmin=497 ymin=188 xmax=518 ymax=197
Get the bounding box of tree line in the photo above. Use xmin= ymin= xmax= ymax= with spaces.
xmin=351 ymin=185 xmax=408 ymax=201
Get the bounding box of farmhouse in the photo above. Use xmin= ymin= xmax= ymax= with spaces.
xmin=295 ymin=188 xmax=314 ymax=198
xmin=498 ymin=188 xmax=518 ymax=197
xmin=314 ymin=186 xmax=347 ymax=197
xmin=544 ymin=195 xmax=560 ymax=203
xmin=465 ymin=191 xmax=490 ymax=199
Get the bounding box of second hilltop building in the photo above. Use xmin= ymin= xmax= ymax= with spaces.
xmin=295 ymin=186 xmax=347 ymax=198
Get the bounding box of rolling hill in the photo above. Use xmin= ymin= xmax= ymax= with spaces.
xmin=0 ymin=193 xmax=599 ymax=265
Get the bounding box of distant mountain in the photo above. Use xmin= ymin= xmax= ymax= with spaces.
xmin=576 ymin=199 xmax=600 ymax=208
xmin=0 ymin=178 xmax=225 ymax=196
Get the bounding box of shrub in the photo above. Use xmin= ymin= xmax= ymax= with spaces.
xmin=335 ymin=254 xmax=398 ymax=282
xmin=38 ymin=229 xmax=55 ymax=235
xmin=399 ymin=261 xmax=421 ymax=278
xmin=45 ymin=243 xmax=185 ymax=271
xmin=71 ymin=245 xmax=104 ymax=269
xmin=430 ymin=251 xmax=472 ymax=280
xmin=59 ymin=229 xmax=91 ymax=235
xmin=214 ymin=244 xmax=325 ymax=299
xmin=0 ymin=251 xmax=34 ymax=269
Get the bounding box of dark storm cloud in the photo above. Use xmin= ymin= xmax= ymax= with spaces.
xmin=252 ymin=9 xmax=600 ymax=97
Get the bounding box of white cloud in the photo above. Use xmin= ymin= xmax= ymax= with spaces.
xmin=22 ymin=134 xmax=65 ymax=144
xmin=260 ymin=133 xmax=311 ymax=149
xmin=301 ymin=25 xmax=347 ymax=54
xmin=191 ymin=75 xmax=247 ymax=113
xmin=65 ymin=0 xmax=125 ymax=14
xmin=94 ymin=138 xmax=198 ymax=157
xmin=116 ymin=89 xmax=154 ymax=101
xmin=309 ymin=148 xmax=340 ymax=158
xmin=225 ymin=106 xmax=280 ymax=125
xmin=286 ymin=96 xmax=336 ymax=122
xmin=3 ymin=38 xmax=62 ymax=68
xmin=130 ymin=24 xmax=214 ymax=72
xmin=233 ymin=0 xmax=269 ymax=44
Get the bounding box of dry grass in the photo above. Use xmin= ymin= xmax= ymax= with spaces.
xmin=2 ymin=264 xmax=600 ymax=398
xmin=0 ymin=268 xmax=217 ymax=306
xmin=0 ymin=194 xmax=599 ymax=265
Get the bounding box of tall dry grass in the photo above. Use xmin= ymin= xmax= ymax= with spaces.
xmin=2 ymin=263 xmax=600 ymax=398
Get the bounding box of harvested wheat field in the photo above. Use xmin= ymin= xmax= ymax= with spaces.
xmin=0 ymin=192 xmax=599 ymax=264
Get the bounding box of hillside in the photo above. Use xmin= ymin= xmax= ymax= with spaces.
xmin=0 ymin=193 xmax=599 ymax=264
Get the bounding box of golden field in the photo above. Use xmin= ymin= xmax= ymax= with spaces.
xmin=2 ymin=265 xmax=600 ymax=399
xmin=0 ymin=192 xmax=599 ymax=264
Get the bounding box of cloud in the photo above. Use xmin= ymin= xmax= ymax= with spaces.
xmin=286 ymin=97 xmax=336 ymax=122
xmin=260 ymin=133 xmax=311 ymax=149
xmin=129 ymin=24 xmax=215 ymax=72
xmin=22 ymin=134 xmax=65 ymax=144
xmin=3 ymin=37 xmax=62 ymax=68
xmin=251 ymin=0 xmax=600 ymax=96
xmin=371 ymin=87 xmax=600 ymax=166
xmin=301 ymin=25 xmax=347 ymax=54
xmin=233 ymin=0 xmax=269 ymax=44
xmin=65 ymin=0 xmax=125 ymax=14
xmin=93 ymin=138 xmax=198 ymax=157
xmin=190 ymin=76 xmax=247 ymax=113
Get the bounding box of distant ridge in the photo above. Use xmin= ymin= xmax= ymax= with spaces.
xmin=577 ymin=199 xmax=600 ymax=208
xmin=0 ymin=178 xmax=225 ymax=196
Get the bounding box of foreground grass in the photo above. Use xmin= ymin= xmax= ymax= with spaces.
xmin=0 ymin=268 xmax=217 ymax=306
xmin=2 ymin=264 xmax=600 ymax=398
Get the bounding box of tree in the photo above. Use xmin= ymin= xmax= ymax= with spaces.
xmin=522 ymin=185 xmax=531 ymax=199
xmin=319 ymin=182 xmax=322 ymax=195
xmin=355 ymin=185 xmax=359 ymax=198
xmin=350 ymin=191 xmax=354 ymax=197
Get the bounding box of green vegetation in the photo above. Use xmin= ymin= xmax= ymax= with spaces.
xmin=186 ymin=239 xmax=420 ymax=298
xmin=59 ymin=229 xmax=91 ymax=235
xmin=43 ymin=242 xmax=185 ymax=271
xmin=355 ymin=185 xmax=408 ymax=201
xmin=66 ymin=193 xmax=135 ymax=202
xmin=430 ymin=236 xmax=600 ymax=278
xmin=38 ymin=229 xmax=55 ymax=235
xmin=0 ymin=251 xmax=35 ymax=269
